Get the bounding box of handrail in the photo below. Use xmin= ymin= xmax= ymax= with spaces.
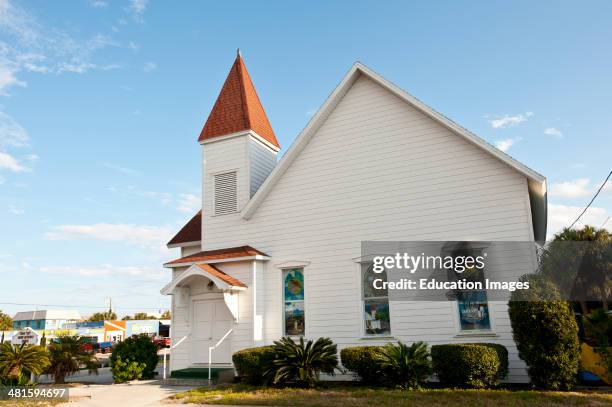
xmin=208 ymin=328 xmax=233 ymax=382
xmin=163 ymin=335 xmax=189 ymax=380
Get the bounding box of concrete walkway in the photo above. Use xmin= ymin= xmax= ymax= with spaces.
xmin=58 ymin=380 xmax=195 ymax=407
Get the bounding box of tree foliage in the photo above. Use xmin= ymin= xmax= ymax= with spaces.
xmin=539 ymin=225 xmax=611 ymax=312
xmin=109 ymin=334 xmax=158 ymax=382
xmin=0 ymin=311 xmax=12 ymax=331
xmin=46 ymin=336 xmax=98 ymax=384
xmin=266 ymin=337 xmax=338 ymax=388
xmin=378 ymin=341 xmax=431 ymax=389
xmin=121 ymin=312 xmax=158 ymax=320
xmin=88 ymin=310 xmax=117 ymax=322
xmin=0 ymin=343 xmax=49 ymax=383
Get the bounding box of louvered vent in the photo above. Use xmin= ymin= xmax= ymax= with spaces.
xmin=214 ymin=171 xmax=237 ymax=215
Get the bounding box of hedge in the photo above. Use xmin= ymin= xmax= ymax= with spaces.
xmin=340 ymin=346 xmax=386 ymax=385
xmin=109 ymin=334 xmax=158 ymax=383
xmin=431 ymin=343 xmax=508 ymax=388
xmin=508 ymin=274 xmax=581 ymax=390
xmin=232 ymin=346 xmax=276 ymax=385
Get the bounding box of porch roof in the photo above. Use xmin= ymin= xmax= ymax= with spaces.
xmin=196 ymin=264 xmax=247 ymax=288
xmin=160 ymin=263 xmax=247 ymax=295
xmin=163 ymin=245 xmax=270 ymax=268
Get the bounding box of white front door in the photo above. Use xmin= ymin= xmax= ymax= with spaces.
xmin=192 ymin=299 xmax=233 ymax=364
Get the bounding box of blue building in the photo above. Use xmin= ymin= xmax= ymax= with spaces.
xmin=12 ymin=310 xmax=82 ymax=330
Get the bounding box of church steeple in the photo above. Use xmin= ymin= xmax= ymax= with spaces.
xmin=198 ymin=52 xmax=279 ymax=149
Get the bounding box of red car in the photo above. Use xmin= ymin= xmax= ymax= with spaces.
xmin=153 ymin=337 xmax=171 ymax=349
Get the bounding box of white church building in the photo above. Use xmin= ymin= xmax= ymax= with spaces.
xmin=161 ymin=52 xmax=547 ymax=382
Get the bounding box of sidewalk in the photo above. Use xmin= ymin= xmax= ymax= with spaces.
xmin=58 ymin=380 xmax=194 ymax=407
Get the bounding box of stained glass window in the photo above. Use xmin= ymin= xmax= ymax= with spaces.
xmin=457 ymin=291 xmax=491 ymax=331
xmin=283 ymin=268 xmax=305 ymax=336
xmin=362 ymin=264 xmax=391 ymax=335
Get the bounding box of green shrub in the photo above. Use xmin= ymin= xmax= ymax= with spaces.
xmin=232 ymin=346 xmax=276 ymax=385
xmin=340 ymin=346 xmax=385 ymax=385
xmin=266 ymin=337 xmax=338 ymax=388
xmin=508 ymin=274 xmax=580 ymax=390
xmin=431 ymin=343 xmax=508 ymax=388
xmin=110 ymin=356 xmax=146 ymax=383
xmin=584 ymin=309 xmax=612 ymax=348
xmin=379 ymin=341 xmax=431 ymax=389
xmin=109 ymin=334 xmax=158 ymax=383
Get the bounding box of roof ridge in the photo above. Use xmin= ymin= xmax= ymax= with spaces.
xmin=235 ymin=55 xmax=252 ymax=130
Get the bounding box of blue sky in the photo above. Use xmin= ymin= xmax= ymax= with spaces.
xmin=0 ymin=0 xmax=610 ymax=318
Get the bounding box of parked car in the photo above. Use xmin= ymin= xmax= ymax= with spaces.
xmin=152 ymin=337 xmax=171 ymax=349
xmin=98 ymin=341 xmax=114 ymax=353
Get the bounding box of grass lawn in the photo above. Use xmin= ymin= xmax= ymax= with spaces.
xmin=0 ymin=401 xmax=57 ymax=407
xmin=171 ymin=384 xmax=612 ymax=407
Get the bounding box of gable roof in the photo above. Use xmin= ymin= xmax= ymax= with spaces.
xmin=167 ymin=210 xmax=202 ymax=247
xmin=164 ymin=245 xmax=270 ymax=267
xmin=160 ymin=263 xmax=247 ymax=295
xmin=240 ymin=62 xmax=547 ymax=240
xmin=13 ymin=310 xmax=82 ymax=321
xmin=195 ymin=264 xmax=247 ymax=288
xmin=198 ymin=53 xmax=280 ymax=148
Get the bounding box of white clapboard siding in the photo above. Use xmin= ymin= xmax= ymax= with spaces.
xmin=249 ymin=137 xmax=277 ymax=197
xmin=192 ymin=74 xmax=537 ymax=382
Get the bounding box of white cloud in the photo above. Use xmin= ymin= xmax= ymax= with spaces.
xmin=143 ymin=61 xmax=156 ymax=72
xmin=8 ymin=204 xmax=23 ymax=214
xmin=109 ymin=185 xmax=173 ymax=205
xmin=44 ymin=223 xmax=173 ymax=248
xmin=101 ymin=162 xmax=140 ymax=176
xmin=90 ymin=0 xmax=108 ymax=8
xmin=0 ymin=111 xmax=29 ymax=147
xmin=38 ymin=264 xmax=165 ymax=281
xmin=494 ymin=137 xmax=522 ymax=152
xmin=549 ymin=178 xmax=612 ymax=199
xmin=0 ymin=65 xmax=26 ymax=94
xmin=549 ymin=178 xmax=591 ymax=198
xmin=544 ymin=127 xmax=563 ymax=138
xmin=488 ymin=112 xmax=533 ymax=129
xmin=176 ymin=193 xmax=200 ymax=213
xmin=0 ymin=0 xmax=121 ymax=93
xmin=548 ymin=203 xmax=610 ymax=238
xmin=0 ymin=151 xmax=26 ymax=172
xmin=129 ymin=0 xmax=148 ymax=14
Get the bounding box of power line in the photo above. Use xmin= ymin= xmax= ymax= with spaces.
xmin=568 ymin=170 xmax=612 ymax=230
xmin=0 ymin=302 xmax=166 ymax=311
xmin=601 ymin=216 xmax=610 ymax=229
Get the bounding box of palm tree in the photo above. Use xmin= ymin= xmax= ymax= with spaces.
xmin=266 ymin=337 xmax=338 ymax=388
xmin=46 ymin=336 xmax=98 ymax=384
xmin=379 ymin=341 xmax=431 ymax=389
xmin=0 ymin=342 xmax=50 ymax=383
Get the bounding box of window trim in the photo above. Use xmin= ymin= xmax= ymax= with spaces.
xmin=281 ymin=267 xmax=306 ymax=338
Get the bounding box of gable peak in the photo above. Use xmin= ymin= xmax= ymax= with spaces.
xmin=198 ymin=53 xmax=279 ymax=148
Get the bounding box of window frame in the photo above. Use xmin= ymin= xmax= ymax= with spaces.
xmin=281 ymin=267 xmax=306 ymax=337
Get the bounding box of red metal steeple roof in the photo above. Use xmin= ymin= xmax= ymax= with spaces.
xmin=198 ymin=51 xmax=279 ymax=148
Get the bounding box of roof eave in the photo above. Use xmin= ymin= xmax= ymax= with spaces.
xmin=163 ymin=254 xmax=271 ymax=268
xmin=167 ymin=240 xmax=201 ymax=249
